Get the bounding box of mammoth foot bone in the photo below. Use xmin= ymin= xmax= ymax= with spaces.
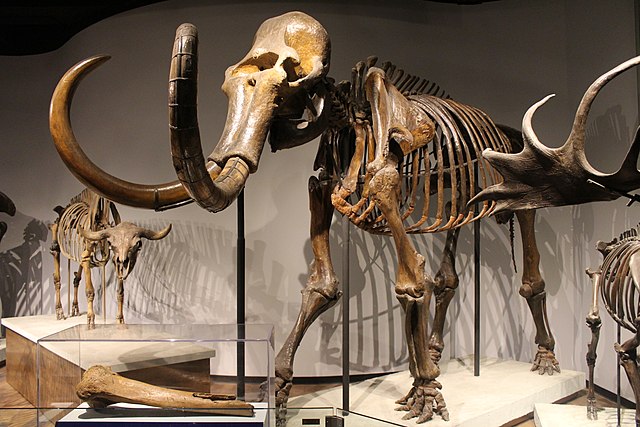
xmin=76 ymin=365 xmax=254 ymax=417
xmin=395 ymin=379 xmax=449 ymax=424
xmin=531 ymin=346 xmax=561 ymax=375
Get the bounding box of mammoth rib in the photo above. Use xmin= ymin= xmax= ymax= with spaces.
xmin=49 ymin=55 xmax=212 ymax=211
xmin=76 ymin=365 xmax=254 ymax=417
xmin=169 ymin=23 xmax=249 ymax=213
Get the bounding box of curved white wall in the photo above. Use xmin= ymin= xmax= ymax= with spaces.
xmin=0 ymin=0 xmax=638 ymax=400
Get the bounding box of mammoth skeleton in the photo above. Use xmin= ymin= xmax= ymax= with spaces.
xmin=50 ymin=12 xmax=559 ymax=423
xmin=50 ymin=188 xmax=171 ymax=325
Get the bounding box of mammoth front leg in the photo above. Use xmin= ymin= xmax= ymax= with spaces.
xmin=515 ymin=209 xmax=559 ymax=375
xmin=430 ymin=225 xmax=461 ymax=364
xmin=370 ymin=157 xmax=448 ymax=423
xmin=273 ymin=176 xmax=341 ymax=420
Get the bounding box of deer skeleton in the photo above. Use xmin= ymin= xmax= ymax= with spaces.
xmin=466 ymin=56 xmax=640 ymax=424
xmin=49 ymin=12 xmax=561 ymax=423
xmin=50 ymin=189 xmax=171 ymax=326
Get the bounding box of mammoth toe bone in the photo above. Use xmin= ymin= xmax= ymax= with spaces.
xmin=76 ymin=365 xmax=254 ymax=417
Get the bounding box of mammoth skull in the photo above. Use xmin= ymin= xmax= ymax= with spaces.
xmin=81 ymin=221 xmax=172 ymax=280
xmin=49 ymin=11 xmax=331 ymax=214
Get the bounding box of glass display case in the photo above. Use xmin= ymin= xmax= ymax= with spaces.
xmin=35 ymin=323 xmax=275 ymax=426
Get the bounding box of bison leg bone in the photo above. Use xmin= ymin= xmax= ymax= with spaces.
xmin=515 ymin=209 xmax=559 ymax=375
xmin=76 ymin=365 xmax=254 ymax=417
xmin=272 ymin=175 xmax=340 ymax=423
xmin=368 ymin=156 xmax=448 ymax=423
xmin=585 ymin=268 xmax=602 ymax=420
xmin=81 ymin=246 xmax=96 ymax=328
xmin=116 ymin=277 xmax=125 ymax=324
xmin=50 ymin=222 xmax=66 ymax=320
xmin=430 ymin=222 xmax=461 ymax=364
xmin=615 ymin=317 xmax=640 ymax=426
xmin=72 ymin=264 xmax=83 ymax=317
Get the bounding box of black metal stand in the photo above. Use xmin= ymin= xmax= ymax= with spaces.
xmin=474 ymin=163 xmax=481 ymax=376
xmin=342 ymin=216 xmax=351 ymax=412
xmin=237 ymin=190 xmax=246 ymax=399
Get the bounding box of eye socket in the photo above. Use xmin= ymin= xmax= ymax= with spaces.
xmin=232 ymin=52 xmax=279 ymax=77
xmin=248 ymin=78 xmax=256 ymax=87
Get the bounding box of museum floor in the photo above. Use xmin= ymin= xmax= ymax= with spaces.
xmin=0 ymin=363 xmax=619 ymax=427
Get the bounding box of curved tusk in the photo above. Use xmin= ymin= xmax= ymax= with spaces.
xmin=139 ymin=223 xmax=172 ymax=240
xmin=170 ymin=23 xmax=249 ymax=213
xmin=80 ymin=227 xmax=110 ymax=242
xmin=0 ymin=191 xmax=16 ymax=217
xmin=49 ymin=56 xmax=219 ymax=211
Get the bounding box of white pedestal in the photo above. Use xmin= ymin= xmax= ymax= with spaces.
xmin=56 ymin=402 xmax=269 ymax=426
xmin=288 ymin=356 xmax=585 ymax=427
xmin=534 ymin=403 xmax=636 ymax=427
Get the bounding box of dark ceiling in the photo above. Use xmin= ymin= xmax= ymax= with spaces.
xmin=0 ymin=1 xmax=496 ymax=56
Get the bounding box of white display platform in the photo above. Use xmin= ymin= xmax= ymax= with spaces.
xmin=288 ymin=356 xmax=585 ymax=427
xmin=2 ymin=314 xmax=215 ymax=372
xmin=534 ymin=403 xmax=636 ymax=427
xmin=56 ymin=402 xmax=269 ymax=426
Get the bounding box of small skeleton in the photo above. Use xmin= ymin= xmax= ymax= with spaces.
xmin=586 ymin=227 xmax=640 ymax=426
xmin=0 ymin=190 xmax=16 ymax=244
xmin=49 ymin=12 xmax=562 ymax=423
xmin=50 ymin=189 xmax=171 ymax=326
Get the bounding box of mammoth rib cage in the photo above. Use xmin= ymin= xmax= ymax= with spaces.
xmin=335 ymin=95 xmax=509 ymax=234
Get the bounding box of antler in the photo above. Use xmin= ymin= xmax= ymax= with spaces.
xmin=470 ymin=55 xmax=640 ymax=213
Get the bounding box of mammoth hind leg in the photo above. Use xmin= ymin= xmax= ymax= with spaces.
xmin=430 ymin=223 xmax=461 ymax=364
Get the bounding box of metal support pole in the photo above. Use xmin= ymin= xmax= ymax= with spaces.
xmin=342 ymin=216 xmax=350 ymax=412
xmin=474 ymin=163 xmax=481 ymax=376
xmin=237 ymin=190 xmax=246 ymax=399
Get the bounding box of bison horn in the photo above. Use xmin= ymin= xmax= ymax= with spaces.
xmin=138 ymin=223 xmax=172 ymax=240
xmin=80 ymin=227 xmax=111 ymax=242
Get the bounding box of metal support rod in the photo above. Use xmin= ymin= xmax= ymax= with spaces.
xmin=342 ymin=216 xmax=350 ymax=412
xmin=474 ymin=163 xmax=481 ymax=376
xmin=67 ymin=258 xmax=71 ymax=317
xmin=102 ymin=264 xmax=106 ymax=322
xmin=617 ymin=320 xmax=621 ymax=427
xmin=237 ymin=190 xmax=246 ymax=399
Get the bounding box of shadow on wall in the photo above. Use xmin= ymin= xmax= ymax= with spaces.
xmin=0 ymin=212 xmax=48 ymax=335
xmin=114 ymin=219 xmax=237 ymax=325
